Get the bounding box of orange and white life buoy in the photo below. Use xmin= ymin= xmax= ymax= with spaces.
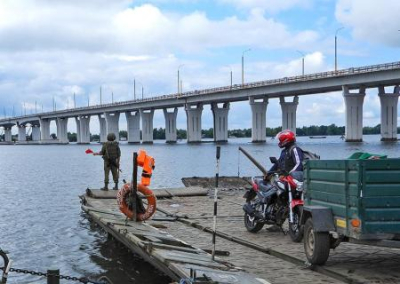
xmin=117 ymin=183 xmax=157 ymax=221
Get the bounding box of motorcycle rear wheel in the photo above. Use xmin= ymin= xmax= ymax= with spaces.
xmin=288 ymin=206 xmax=304 ymax=242
xmin=244 ymin=213 xmax=264 ymax=233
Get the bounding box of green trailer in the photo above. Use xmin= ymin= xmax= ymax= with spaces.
xmin=301 ymin=158 xmax=400 ymax=265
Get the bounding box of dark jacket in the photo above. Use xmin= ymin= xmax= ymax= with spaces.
xmin=100 ymin=141 xmax=121 ymax=163
xmin=270 ymin=143 xmax=304 ymax=173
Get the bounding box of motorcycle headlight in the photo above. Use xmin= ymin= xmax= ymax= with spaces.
xmin=276 ymin=181 xmax=285 ymax=190
xmin=294 ymin=180 xmax=304 ymax=191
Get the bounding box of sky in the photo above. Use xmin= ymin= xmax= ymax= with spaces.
xmin=1 ymin=0 xmax=400 ymax=134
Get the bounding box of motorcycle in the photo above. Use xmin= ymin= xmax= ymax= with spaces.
xmin=242 ymin=157 xmax=304 ymax=242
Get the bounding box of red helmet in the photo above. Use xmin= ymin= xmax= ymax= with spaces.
xmin=277 ymin=130 xmax=296 ymax=148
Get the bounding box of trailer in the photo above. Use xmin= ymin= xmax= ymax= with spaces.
xmin=301 ymin=158 xmax=400 ymax=265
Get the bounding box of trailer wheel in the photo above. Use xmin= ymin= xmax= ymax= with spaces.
xmin=304 ymin=218 xmax=330 ymax=265
xmin=288 ymin=206 xmax=304 ymax=242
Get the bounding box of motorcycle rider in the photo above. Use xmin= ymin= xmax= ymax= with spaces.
xmin=269 ymin=129 xmax=304 ymax=177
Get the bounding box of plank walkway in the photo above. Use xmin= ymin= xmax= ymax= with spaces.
xmin=81 ymin=186 xmax=400 ymax=284
xmin=81 ymin=187 xmax=269 ymax=284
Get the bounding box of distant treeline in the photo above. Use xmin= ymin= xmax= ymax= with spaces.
xmin=0 ymin=124 xmax=392 ymax=142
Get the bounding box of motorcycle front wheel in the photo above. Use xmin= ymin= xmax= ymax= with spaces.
xmin=288 ymin=206 xmax=304 ymax=242
xmin=244 ymin=213 xmax=264 ymax=233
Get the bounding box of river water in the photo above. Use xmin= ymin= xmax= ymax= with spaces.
xmin=0 ymin=135 xmax=399 ymax=283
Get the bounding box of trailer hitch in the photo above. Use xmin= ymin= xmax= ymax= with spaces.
xmin=0 ymin=248 xmax=11 ymax=284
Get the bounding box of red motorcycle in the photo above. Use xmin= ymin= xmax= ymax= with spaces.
xmin=243 ymin=158 xmax=304 ymax=242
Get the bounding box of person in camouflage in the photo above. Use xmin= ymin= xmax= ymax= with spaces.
xmin=94 ymin=133 xmax=121 ymax=190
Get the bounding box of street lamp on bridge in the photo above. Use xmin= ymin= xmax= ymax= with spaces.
xmin=242 ymin=48 xmax=251 ymax=85
xmin=224 ymin=65 xmax=233 ymax=88
xmin=177 ymin=64 xmax=185 ymax=94
xmin=297 ymin=50 xmax=305 ymax=76
xmin=335 ymin=27 xmax=344 ymax=72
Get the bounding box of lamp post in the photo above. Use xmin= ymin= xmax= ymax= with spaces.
xmin=136 ymin=82 xmax=144 ymax=99
xmin=134 ymin=78 xmax=136 ymax=100
xmin=177 ymin=64 xmax=184 ymax=94
xmin=224 ymin=65 xmax=233 ymax=88
xmin=297 ymin=50 xmax=305 ymax=76
xmin=335 ymin=27 xmax=344 ymax=72
xmin=242 ymin=48 xmax=251 ymax=85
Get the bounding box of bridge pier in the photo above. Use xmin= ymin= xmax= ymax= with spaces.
xmin=98 ymin=115 xmax=107 ymax=143
xmin=105 ymin=112 xmax=120 ymax=141
xmin=32 ymin=124 xmax=41 ymax=141
xmin=78 ymin=116 xmax=91 ymax=144
xmin=379 ymin=86 xmax=399 ymax=141
xmin=186 ymin=103 xmax=203 ymax=143
xmin=17 ymin=124 xmax=26 ymax=142
xmin=125 ymin=111 xmax=141 ymax=143
xmin=40 ymin=118 xmax=51 ymax=141
xmin=250 ymin=97 xmax=268 ymax=143
xmin=343 ymin=86 xmax=365 ymax=142
xmin=280 ymin=96 xmax=298 ymax=133
xmin=163 ymin=108 xmax=178 ymax=143
xmin=75 ymin=117 xmax=81 ymax=143
xmin=56 ymin=118 xmax=69 ymax=144
xmin=212 ymin=103 xmax=229 ymax=142
xmin=4 ymin=127 xmax=12 ymax=142
xmin=140 ymin=110 xmax=154 ymax=144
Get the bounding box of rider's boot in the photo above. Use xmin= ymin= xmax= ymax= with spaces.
xmin=113 ymin=182 xmax=119 ymax=190
xmin=101 ymin=183 xmax=109 ymax=191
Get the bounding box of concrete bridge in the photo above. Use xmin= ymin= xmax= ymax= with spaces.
xmin=1 ymin=61 xmax=400 ymax=144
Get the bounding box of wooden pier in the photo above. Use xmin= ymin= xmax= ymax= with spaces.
xmin=81 ymin=182 xmax=400 ymax=284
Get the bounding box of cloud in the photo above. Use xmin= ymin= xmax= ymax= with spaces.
xmin=218 ymin=0 xmax=314 ymax=13
xmin=335 ymin=0 xmax=400 ymax=47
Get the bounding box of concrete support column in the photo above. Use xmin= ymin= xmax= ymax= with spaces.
xmin=280 ymin=96 xmax=299 ymax=134
xmin=250 ymin=97 xmax=268 ymax=143
xmin=125 ymin=111 xmax=141 ymax=143
xmin=185 ymin=103 xmax=203 ymax=143
xmin=105 ymin=112 xmax=120 ymax=141
xmin=17 ymin=124 xmax=26 ymax=142
xmin=56 ymin=117 xmax=69 ymax=144
xmin=140 ymin=109 xmax=154 ymax=144
xmin=211 ymin=103 xmax=230 ymax=142
xmin=98 ymin=115 xmax=107 ymax=143
xmin=343 ymin=86 xmax=365 ymax=142
xmin=75 ymin=117 xmax=81 ymax=143
xmin=379 ymin=85 xmax=399 ymax=141
xmin=32 ymin=125 xmax=41 ymax=141
xmin=163 ymin=108 xmax=178 ymax=143
xmin=79 ymin=116 xmax=91 ymax=144
xmin=4 ymin=127 xmax=12 ymax=142
xmin=39 ymin=118 xmax=51 ymax=141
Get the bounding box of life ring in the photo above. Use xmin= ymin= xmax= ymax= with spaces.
xmin=117 ymin=183 xmax=157 ymax=221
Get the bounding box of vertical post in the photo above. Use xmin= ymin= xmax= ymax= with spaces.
xmin=212 ymin=146 xmax=221 ymax=260
xmin=47 ymin=269 xmax=60 ymax=284
xmin=74 ymin=93 xmax=76 ymax=108
xmin=241 ymin=55 xmax=244 ymax=86
xmin=112 ymin=92 xmax=114 ymax=104
xmin=130 ymin=152 xmax=138 ymax=221
xmin=230 ymin=70 xmax=233 ymax=88
xmin=141 ymin=87 xmax=144 ymax=99
xmin=100 ymin=86 xmax=102 ymax=105
xmin=302 ymin=57 xmax=305 ymax=76
xmin=134 ymin=79 xmax=136 ymax=100
xmin=177 ymin=69 xmax=180 ymax=94
xmin=335 ymin=35 xmax=337 ymax=72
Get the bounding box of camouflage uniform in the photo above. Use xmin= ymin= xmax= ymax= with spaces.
xmin=99 ymin=138 xmax=121 ymax=190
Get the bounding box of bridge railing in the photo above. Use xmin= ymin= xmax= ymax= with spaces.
xmin=1 ymin=61 xmax=400 ymax=123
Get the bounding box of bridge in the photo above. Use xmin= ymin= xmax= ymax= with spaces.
xmin=1 ymin=61 xmax=400 ymax=144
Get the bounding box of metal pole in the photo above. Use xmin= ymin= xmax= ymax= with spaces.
xmin=134 ymin=79 xmax=136 ymax=100
xmin=212 ymin=146 xmax=221 ymax=260
xmin=230 ymin=70 xmax=233 ymax=88
xmin=302 ymin=57 xmax=305 ymax=76
xmin=47 ymin=269 xmax=60 ymax=284
xmin=177 ymin=69 xmax=180 ymax=94
xmin=130 ymin=152 xmax=138 ymax=221
xmin=35 ymin=101 xmax=37 ymax=113
xmin=100 ymin=86 xmax=102 ymax=105
xmin=335 ymin=35 xmax=337 ymax=72
xmin=241 ymin=55 xmax=244 ymax=85
xmin=112 ymin=92 xmax=114 ymax=104
xmin=141 ymin=86 xmax=144 ymax=99
xmin=74 ymin=93 xmax=76 ymax=108
xmin=335 ymin=27 xmax=344 ymax=72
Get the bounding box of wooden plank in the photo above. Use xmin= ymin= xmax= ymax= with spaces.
xmin=86 ymin=187 xmax=209 ymax=199
xmin=152 ymin=250 xmax=227 ymax=269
